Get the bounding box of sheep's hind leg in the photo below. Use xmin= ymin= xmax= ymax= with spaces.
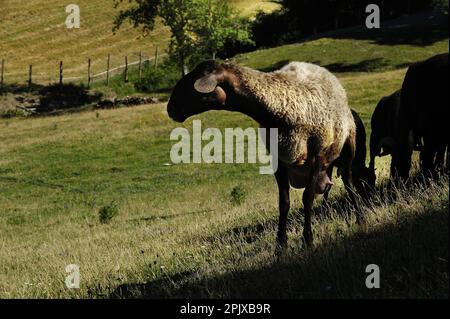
xmin=323 ymin=165 xmax=334 ymax=203
xmin=302 ymin=156 xmax=321 ymax=247
xmin=274 ymin=162 xmax=290 ymax=257
xmin=341 ymin=137 xmax=366 ymax=231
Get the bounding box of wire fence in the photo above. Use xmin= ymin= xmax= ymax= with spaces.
xmin=0 ymin=47 xmax=167 ymax=90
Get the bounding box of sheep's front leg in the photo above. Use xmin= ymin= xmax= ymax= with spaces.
xmin=274 ymin=163 xmax=290 ymax=256
xmin=302 ymin=156 xmax=321 ymax=247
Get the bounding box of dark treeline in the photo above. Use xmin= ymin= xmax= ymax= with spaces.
xmin=220 ymin=0 xmax=448 ymax=56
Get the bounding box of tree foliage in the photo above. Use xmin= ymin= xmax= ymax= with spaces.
xmin=113 ymin=0 xmax=252 ymax=74
xmin=193 ymin=0 xmax=253 ymax=59
xmin=251 ymin=0 xmax=445 ymax=48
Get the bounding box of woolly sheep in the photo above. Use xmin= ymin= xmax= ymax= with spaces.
xmin=167 ymin=60 xmax=365 ymax=254
xmin=278 ymin=63 xmax=375 ymax=195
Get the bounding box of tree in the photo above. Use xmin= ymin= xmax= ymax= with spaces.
xmin=113 ymin=0 xmax=252 ymax=75
xmin=113 ymin=0 xmax=196 ymax=76
xmin=193 ymin=0 xmax=253 ymax=60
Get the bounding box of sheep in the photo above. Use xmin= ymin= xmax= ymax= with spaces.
xmin=369 ymin=90 xmax=401 ymax=176
xmin=393 ymin=53 xmax=449 ymax=180
xmin=277 ymin=63 xmax=374 ymax=197
xmin=167 ymin=60 xmax=364 ymax=253
xmin=369 ymin=90 xmax=423 ymax=178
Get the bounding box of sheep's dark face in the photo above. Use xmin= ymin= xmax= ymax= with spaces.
xmin=167 ymin=61 xmax=228 ymax=123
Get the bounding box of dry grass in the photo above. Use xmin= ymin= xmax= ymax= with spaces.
xmin=0 ymin=0 xmax=276 ymax=85
xmin=0 ymin=0 xmax=171 ymax=84
xmin=0 ymin=97 xmax=447 ymax=298
xmin=0 ymin=6 xmax=448 ymax=297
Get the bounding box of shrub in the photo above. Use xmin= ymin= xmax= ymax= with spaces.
xmin=230 ymin=185 xmax=246 ymax=205
xmin=98 ymin=202 xmax=119 ymax=224
xmin=135 ymin=62 xmax=181 ymax=93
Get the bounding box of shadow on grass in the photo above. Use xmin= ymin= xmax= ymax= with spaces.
xmin=110 ymin=174 xmax=449 ymax=299
xmin=314 ymin=10 xmax=448 ymax=47
xmin=0 ymin=82 xmax=102 ymax=116
xmin=259 ymin=59 xmax=292 ymax=72
xmin=111 ymin=204 xmax=448 ymax=298
xmin=260 ymin=58 xmax=415 ymax=74
xmin=322 ymin=58 xmax=414 ymax=73
xmin=253 ymin=10 xmax=448 ymax=74
xmin=38 ymin=83 xmax=102 ymax=113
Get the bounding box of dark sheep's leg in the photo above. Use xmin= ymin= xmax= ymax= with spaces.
xmin=394 ymin=142 xmax=413 ymax=181
xmin=302 ymin=156 xmax=321 ymax=247
xmin=341 ymin=137 xmax=366 ymax=229
xmin=421 ymin=140 xmax=435 ymax=178
xmin=274 ymin=162 xmax=290 ymax=256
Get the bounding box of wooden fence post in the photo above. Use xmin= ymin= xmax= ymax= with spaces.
xmin=59 ymin=61 xmax=63 ymax=85
xmin=154 ymin=46 xmax=159 ymax=69
xmin=28 ymin=65 xmax=33 ymax=89
xmin=88 ymin=58 xmax=92 ymax=88
xmin=106 ymin=54 xmax=110 ymax=86
xmin=124 ymin=56 xmax=128 ymax=83
xmin=0 ymin=59 xmax=4 ymax=91
xmin=138 ymin=51 xmax=142 ymax=80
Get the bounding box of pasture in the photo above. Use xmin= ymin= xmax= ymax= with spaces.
xmin=0 ymin=7 xmax=448 ymax=298
xmin=0 ymin=0 xmax=275 ymax=84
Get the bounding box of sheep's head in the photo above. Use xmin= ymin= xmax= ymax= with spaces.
xmin=167 ymin=60 xmax=231 ymax=123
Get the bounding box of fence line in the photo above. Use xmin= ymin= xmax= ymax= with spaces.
xmin=0 ymin=50 xmax=167 ymax=87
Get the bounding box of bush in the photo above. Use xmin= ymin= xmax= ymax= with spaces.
xmin=98 ymin=202 xmax=119 ymax=224
xmin=135 ymin=62 xmax=181 ymax=93
xmin=230 ymin=185 xmax=246 ymax=205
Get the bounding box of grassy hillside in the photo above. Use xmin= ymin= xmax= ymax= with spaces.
xmin=0 ymin=20 xmax=449 ymax=297
xmin=0 ymin=5 xmax=448 ymax=299
xmin=0 ymin=0 xmax=276 ymax=84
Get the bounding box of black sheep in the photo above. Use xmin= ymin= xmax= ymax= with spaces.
xmin=394 ymin=53 xmax=449 ymax=179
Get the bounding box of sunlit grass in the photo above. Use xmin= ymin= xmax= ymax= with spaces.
xmin=0 ymin=6 xmax=448 ymax=297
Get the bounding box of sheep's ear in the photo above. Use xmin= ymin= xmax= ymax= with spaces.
xmin=194 ymin=73 xmax=219 ymax=94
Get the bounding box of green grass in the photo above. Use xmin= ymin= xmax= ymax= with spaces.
xmin=236 ymin=37 xmax=449 ymax=73
xmin=0 ymin=12 xmax=448 ymax=298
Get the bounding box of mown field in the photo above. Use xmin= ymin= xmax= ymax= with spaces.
xmin=0 ymin=11 xmax=449 ymax=298
xmin=0 ymin=0 xmax=276 ymax=84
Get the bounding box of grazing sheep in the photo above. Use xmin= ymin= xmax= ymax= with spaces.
xmin=394 ymin=53 xmax=449 ymax=179
xmin=167 ymin=60 xmax=364 ymax=253
xmin=369 ymin=90 xmax=404 ymax=178
xmin=369 ymin=90 xmax=423 ymax=178
xmin=369 ymin=90 xmax=401 ymax=170
xmin=324 ymin=109 xmax=375 ymax=201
